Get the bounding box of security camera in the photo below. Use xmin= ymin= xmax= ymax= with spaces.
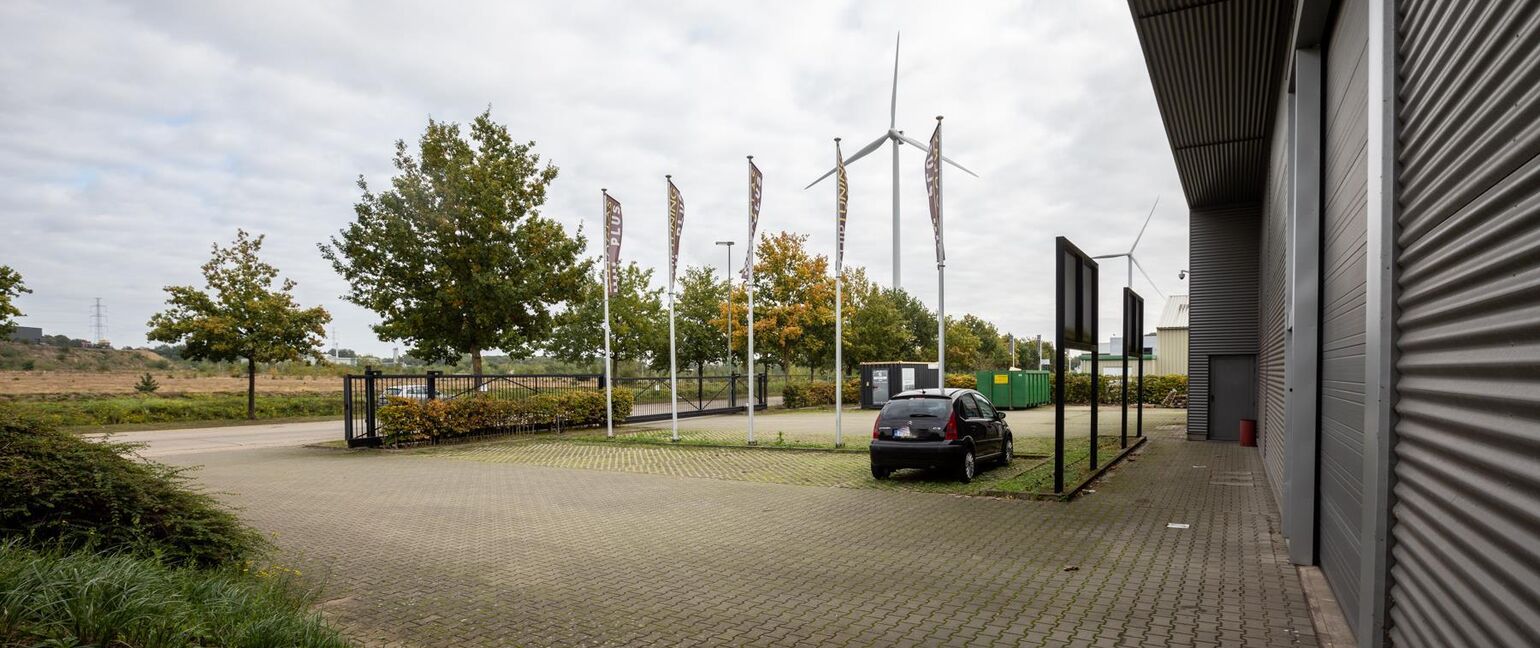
xmin=1178 ymin=270 xmax=1188 ymax=280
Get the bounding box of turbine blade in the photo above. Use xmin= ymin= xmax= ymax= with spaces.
xmin=890 ymin=32 xmax=900 ymax=129
xmin=1090 ymin=253 xmax=1126 ymax=259
xmin=803 ymin=133 xmax=889 ymax=189
xmin=1129 ymin=196 xmax=1160 ymax=253
xmin=897 ymin=133 xmax=981 ymax=178
xmin=1132 ymin=256 xmax=1164 ymax=298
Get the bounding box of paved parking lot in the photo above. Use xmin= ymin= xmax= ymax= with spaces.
xmin=165 ymin=410 xmax=1318 ymax=647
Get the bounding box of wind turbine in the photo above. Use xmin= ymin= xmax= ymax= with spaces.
xmin=804 ymin=32 xmax=979 ymax=289
xmin=1093 ymin=197 xmax=1165 ymax=298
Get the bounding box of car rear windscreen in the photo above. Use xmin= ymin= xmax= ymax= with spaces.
xmin=880 ymin=398 xmax=950 ymax=419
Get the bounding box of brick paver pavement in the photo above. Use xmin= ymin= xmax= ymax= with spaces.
xmin=167 ymin=423 xmax=1316 ymax=647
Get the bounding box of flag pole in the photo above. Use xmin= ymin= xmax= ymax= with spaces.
xmin=667 ymin=176 xmax=680 ymax=443
xmin=930 ymin=116 xmax=947 ymax=386
xmin=602 ymin=188 xmax=614 ymax=439
xmin=833 ymin=138 xmax=844 ymax=448
xmin=746 ymin=156 xmax=758 ymax=446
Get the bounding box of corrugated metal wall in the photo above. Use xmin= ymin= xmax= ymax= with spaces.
xmin=1390 ymin=1 xmax=1540 ymax=645
xmin=1188 ymin=205 xmax=1259 ymax=438
xmin=1319 ymin=0 xmax=1369 ymax=634
xmin=1259 ymin=74 xmax=1292 ymax=503
xmin=1152 ymin=329 xmax=1188 ymax=376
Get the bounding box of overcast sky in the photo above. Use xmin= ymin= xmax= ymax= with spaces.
xmin=1 ymin=0 xmax=1187 ymax=356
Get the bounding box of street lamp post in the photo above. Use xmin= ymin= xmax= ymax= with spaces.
xmin=715 ymin=240 xmax=735 ymax=373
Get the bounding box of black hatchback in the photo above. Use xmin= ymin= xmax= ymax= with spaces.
xmin=869 ymin=388 xmax=1013 ymax=483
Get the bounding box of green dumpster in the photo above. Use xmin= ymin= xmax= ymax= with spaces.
xmin=975 ymin=370 xmax=1051 ymax=409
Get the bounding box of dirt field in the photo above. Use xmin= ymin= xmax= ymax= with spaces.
xmin=0 ymin=371 xmax=343 ymax=396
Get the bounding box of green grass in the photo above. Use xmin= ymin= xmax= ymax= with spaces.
xmin=0 ymin=542 xmax=349 ymax=648
xmin=988 ymin=436 xmax=1133 ymax=496
xmin=2 ymin=393 xmax=343 ymax=428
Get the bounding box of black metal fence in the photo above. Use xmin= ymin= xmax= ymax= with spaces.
xmin=343 ymin=369 xmax=767 ymax=447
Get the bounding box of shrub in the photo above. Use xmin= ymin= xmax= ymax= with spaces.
xmin=2 ymin=393 xmax=343 ymax=428
xmin=377 ymin=388 xmax=635 ymax=445
xmin=0 ymin=542 xmax=348 ymax=648
xmin=134 ymin=372 xmax=161 ymax=393
xmin=1048 ymin=373 xmax=1188 ymax=405
xmin=944 ymin=373 xmax=976 ymax=389
xmin=0 ymin=410 xmax=267 ymax=568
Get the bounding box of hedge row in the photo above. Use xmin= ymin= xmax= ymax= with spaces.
xmin=2 ymin=393 xmax=343 ymax=428
xmin=780 ymin=373 xmax=1188 ymax=408
xmin=377 ymin=389 xmax=634 ymax=445
xmin=781 ymin=379 xmax=860 ymax=408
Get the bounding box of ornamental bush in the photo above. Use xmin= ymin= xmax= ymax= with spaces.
xmin=377 ymin=388 xmax=634 ymax=445
xmin=1048 ymin=373 xmax=1188 ymax=405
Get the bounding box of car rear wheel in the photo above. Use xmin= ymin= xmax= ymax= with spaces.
xmin=871 ymin=465 xmax=892 ymax=480
xmin=958 ymin=448 xmax=976 ymax=483
xmin=998 ymin=436 xmax=1014 ymax=466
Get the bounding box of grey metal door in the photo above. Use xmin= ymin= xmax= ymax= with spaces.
xmin=1318 ymin=0 xmax=1369 ymax=634
xmin=1389 ymin=2 xmax=1540 ymax=646
xmin=871 ymin=369 xmax=889 ymax=404
xmin=1208 ymin=354 xmax=1255 ymax=442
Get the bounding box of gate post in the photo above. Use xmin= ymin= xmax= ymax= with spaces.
xmin=697 ymin=371 xmax=704 ymax=411
xmin=426 ymin=370 xmax=440 ymax=401
xmin=730 ymin=372 xmax=738 ymax=408
xmin=343 ymin=374 xmax=354 ymax=444
xmin=364 ymin=367 xmax=378 ymax=441
xmin=757 ymin=373 xmax=767 ymax=408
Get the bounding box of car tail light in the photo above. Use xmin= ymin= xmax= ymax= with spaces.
xmin=944 ymin=411 xmax=959 ymax=440
xmin=872 ymin=419 xmax=880 ymax=439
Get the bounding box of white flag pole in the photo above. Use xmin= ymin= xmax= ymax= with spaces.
xmin=602 ymin=189 xmax=615 ymax=439
xmin=833 ymin=138 xmax=844 ymax=448
xmin=667 ymin=176 xmax=680 ymax=443
xmin=746 ymin=157 xmax=757 ymax=446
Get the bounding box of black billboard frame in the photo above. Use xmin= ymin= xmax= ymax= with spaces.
xmin=1054 ymin=236 xmax=1100 ymax=494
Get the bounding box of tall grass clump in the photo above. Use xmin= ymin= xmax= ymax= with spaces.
xmin=0 ymin=542 xmax=349 ymax=647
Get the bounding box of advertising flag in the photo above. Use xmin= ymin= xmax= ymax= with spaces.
xmin=924 ymin=119 xmax=944 ymax=263
xmin=743 ymin=160 xmax=762 ymax=281
xmin=604 ymin=192 xmax=623 ymax=296
xmin=836 ymin=139 xmax=848 ymax=267
xmin=668 ymin=177 xmax=684 ymax=286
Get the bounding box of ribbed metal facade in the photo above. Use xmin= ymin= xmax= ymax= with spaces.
xmin=1389 ymin=1 xmax=1540 ymax=645
xmin=1188 ymin=206 xmax=1260 ymax=439
xmin=1130 ymin=0 xmax=1291 ymax=208
xmin=1259 ymin=82 xmax=1291 ymax=504
xmin=1319 ymin=0 xmax=1370 ymax=634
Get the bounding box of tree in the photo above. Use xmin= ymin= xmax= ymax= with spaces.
xmin=147 ymin=230 xmax=330 ymax=419
xmin=672 ymin=266 xmax=728 ymax=375
xmin=960 ymin=314 xmax=1011 ymax=370
xmin=844 ymin=274 xmax=913 ymax=372
xmin=716 ymin=232 xmax=834 ymax=381
xmin=1015 ymin=335 xmax=1055 ymax=370
xmin=0 ymin=266 xmax=29 ymax=338
xmin=887 ymin=288 xmax=937 ymax=359
xmin=320 ymin=110 xmax=587 ymax=375
xmin=943 ymin=316 xmax=982 ymax=371
xmin=547 ymin=261 xmax=664 ymax=371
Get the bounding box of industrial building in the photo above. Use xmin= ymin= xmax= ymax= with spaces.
xmin=1129 ymin=0 xmax=1539 ymax=646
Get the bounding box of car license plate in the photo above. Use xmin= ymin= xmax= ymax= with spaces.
xmin=894 ymin=426 xmax=912 ymax=439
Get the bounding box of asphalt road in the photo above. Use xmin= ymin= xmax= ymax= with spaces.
xmin=100 ymin=419 xmax=343 ymax=458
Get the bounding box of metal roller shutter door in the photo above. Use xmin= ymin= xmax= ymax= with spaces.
xmin=1259 ymin=85 xmax=1291 ymax=502
xmin=1390 ymin=2 xmax=1540 ymax=646
xmin=1319 ymin=0 xmax=1369 ymax=634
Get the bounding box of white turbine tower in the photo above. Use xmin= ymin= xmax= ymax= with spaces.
xmin=805 ymin=32 xmax=978 ymax=289
xmin=1094 ymin=197 xmax=1166 ymax=298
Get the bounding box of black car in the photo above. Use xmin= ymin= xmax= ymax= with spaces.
xmin=869 ymin=388 xmax=1013 ymax=483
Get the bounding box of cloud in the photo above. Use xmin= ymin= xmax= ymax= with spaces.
xmin=0 ymin=0 xmax=1186 ymax=356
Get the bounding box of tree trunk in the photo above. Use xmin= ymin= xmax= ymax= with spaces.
xmin=471 ymin=348 xmax=483 ymax=377
xmin=245 ymin=356 xmax=256 ymax=420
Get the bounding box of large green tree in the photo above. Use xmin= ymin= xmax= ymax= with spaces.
xmin=887 ymin=288 xmax=937 ymax=359
xmin=547 ymin=261 xmax=664 ymax=370
xmin=670 ymin=265 xmax=729 ymax=375
xmin=147 ymin=230 xmax=331 ymax=419
xmin=0 ymin=266 xmax=29 ymax=338
xmin=321 ymin=110 xmax=587 ymax=374
xmin=844 ymin=273 xmax=913 ymax=372
xmin=960 ymin=314 xmax=1011 ymax=370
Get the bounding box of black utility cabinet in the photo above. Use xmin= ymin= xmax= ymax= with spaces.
xmin=859 ymin=362 xmax=940 ymax=409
